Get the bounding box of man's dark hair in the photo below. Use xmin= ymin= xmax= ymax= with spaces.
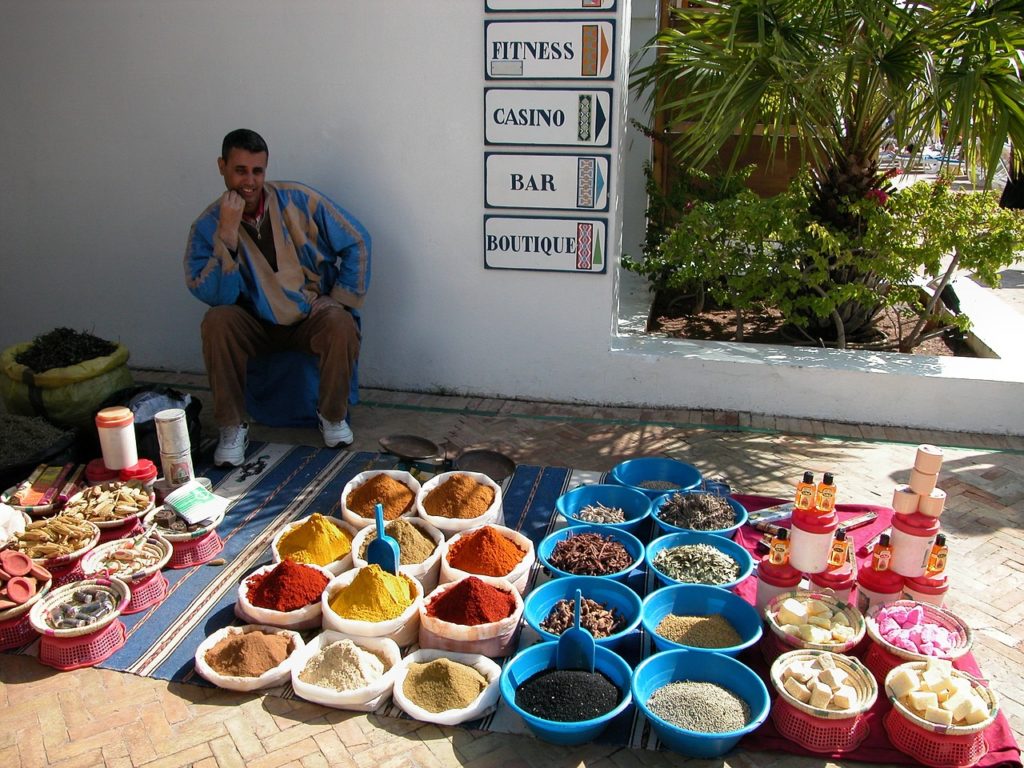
xmin=222 ymin=129 xmax=268 ymax=160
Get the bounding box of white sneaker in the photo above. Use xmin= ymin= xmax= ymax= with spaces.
xmin=214 ymin=423 xmax=249 ymax=466
xmin=318 ymin=412 xmax=353 ymax=448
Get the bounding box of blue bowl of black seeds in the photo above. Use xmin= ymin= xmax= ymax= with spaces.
xmin=499 ymin=640 xmax=634 ymax=745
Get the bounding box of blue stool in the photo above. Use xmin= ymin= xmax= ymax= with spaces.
xmin=245 ymin=350 xmax=359 ymax=428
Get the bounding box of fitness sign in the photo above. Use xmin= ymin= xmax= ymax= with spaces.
xmin=483 ymin=7 xmax=617 ymax=273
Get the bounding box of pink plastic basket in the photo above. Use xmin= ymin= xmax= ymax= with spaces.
xmin=98 ymin=517 xmax=143 ymax=544
xmin=167 ymin=530 xmax=223 ymax=569
xmin=865 ymin=641 xmax=905 ymax=685
xmin=0 ymin=611 xmax=37 ymax=651
xmin=47 ymin=561 xmax=85 ymax=588
xmin=884 ymin=707 xmax=988 ymax=768
xmin=771 ymin=697 xmax=870 ymax=753
xmin=37 ymin=619 xmax=127 ymax=670
xmin=122 ymin=571 xmax=168 ymax=614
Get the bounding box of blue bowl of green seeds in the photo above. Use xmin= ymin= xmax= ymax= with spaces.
xmin=645 ymin=531 xmax=754 ymax=591
xmin=554 ymin=484 xmax=652 ymax=536
xmin=631 ymin=649 xmax=770 ymax=758
xmin=640 ymin=584 xmax=762 ymax=656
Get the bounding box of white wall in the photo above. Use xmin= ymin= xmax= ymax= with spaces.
xmin=1 ymin=1 xmax=1022 ymax=434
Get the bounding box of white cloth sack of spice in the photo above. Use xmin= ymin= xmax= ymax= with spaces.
xmin=270 ymin=515 xmax=358 ymax=576
xmin=350 ymin=517 xmax=446 ymax=594
xmin=415 ymin=471 xmax=504 ymax=539
xmin=234 ymin=563 xmax=334 ymax=631
xmin=438 ymin=524 xmax=536 ymax=595
xmin=290 ymin=630 xmax=402 ymax=712
xmin=340 ymin=470 xmax=422 ymax=531
xmin=320 ymin=566 xmax=425 ymax=647
xmin=0 ymin=503 xmax=27 ymax=546
xmin=391 ymin=648 xmax=502 ymax=726
xmin=417 ymin=575 xmax=524 ymax=658
xmin=193 ymin=624 xmax=304 ymax=692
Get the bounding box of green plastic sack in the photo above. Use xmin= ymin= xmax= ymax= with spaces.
xmin=0 ymin=342 xmax=134 ymax=428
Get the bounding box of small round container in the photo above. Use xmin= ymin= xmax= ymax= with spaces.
xmin=909 ymin=468 xmax=938 ymax=496
xmin=418 ymin=576 xmax=524 ymax=657
xmin=631 ymin=649 xmax=770 ymax=758
xmin=903 ymin=573 xmax=949 ymax=607
xmin=764 ymin=590 xmax=866 ymax=654
xmin=394 ymin=648 xmax=503 ymax=726
xmin=271 ymin=516 xmax=357 ymax=576
xmin=85 ymin=459 xmax=121 ymax=485
xmin=290 ymin=631 xmax=402 ymax=712
xmin=500 ymin=641 xmax=634 ymax=745
xmin=641 ymin=583 xmax=762 ymax=656
xmin=350 ymin=516 xmax=445 ymax=594
xmin=522 ymin=575 xmax=642 ymax=651
xmin=119 ymin=459 xmax=158 ymax=492
xmin=554 ymin=483 xmax=652 ymax=536
xmin=235 ymin=562 xmax=334 ymax=631
xmin=537 ymin=524 xmax=645 ymax=583
xmin=755 ymin=557 xmax=804 ymax=615
xmin=415 ymin=471 xmax=504 ymax=539
xmin=865 ymin=599 xmax=973 ymax=663
xmin=320 ymin=567 xmax=424 ymax=647
xmin=789 ymin=509 xmax=838 ymax=574
xmin=890 ymin=513 xmax=940 ymax=578
xmin=439 ymin=524 xmax=535 ymax=595
xmin=892 ymin=485 xmax=919 ymax=515
xmin=340 ymin=470 xmax=421 ymax=531
xmin=193 ymin=624 xmax=304 ymax=692
xmin=154 ymin=408 xmax=191 ymax=454
xmin=608 ymin=457 xmax=703 ymax=500
xmin=95 ymin=407 xmax=138 ymax=471
xmin=917 ymin=488 xmax=947 ymax=518
xmin=856 ymin=567 xmax=905 ymax=614
xmin=645 ymin=531 xmax=755 ymax=591
xmin=809 ymin=561 xmax=855 ymax=604
xmin=651 ymin=491 xmax=748 ymax=539
xmin=160 ymin=449 xmax=194 ymax=488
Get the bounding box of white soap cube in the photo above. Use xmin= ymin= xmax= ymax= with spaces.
xmin=784 ymin=676 xmax=812 ymax=703
xmin=809 ymin=682 xmax=833 ymax=709
xmin=963 ymin=698 xmax=991 ymax=725
xmin=908 ymin=690 xmax=939 ymax=712
xmin=787 ymin=662 xmax=814 ymax=684
xmin=819 ymin=667 xmax=849 ymax=691
xmin=832 ymin=686 xmax=857 ymax=710
xmin=816 ymin=653 xmax=836 ymax=670
xmin=831 ymin=611 xmax=850 ymax=626
xmin=889 ymin=668 xmax=920 ymax=700
xmin=922 ymin=668 xmax=953 ymax=695
xmin=924 ymin=705 xmax=954 ymax=726
xmin=806 ymin=599 xmax=832 ymax=616
xmin=831 ymin=624 xmax=855 ymax=643
xmin=777 ymin=598 xmax=809 ymax=626
xmin=808 ymin=613 xmax=833 ymax=629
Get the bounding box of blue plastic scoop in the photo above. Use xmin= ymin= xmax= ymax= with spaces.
xmin=556 ymin=589 xmax=596 ymax=672
xmin=366 ymin=503 xmax=400 ymax=575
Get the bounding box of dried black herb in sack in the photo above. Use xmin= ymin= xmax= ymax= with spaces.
xmin=14 ymin=328 xmax=118 ymax=373
xmin=657 ymin=492 xmax=735 ymax=530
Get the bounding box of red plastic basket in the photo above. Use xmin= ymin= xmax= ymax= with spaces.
xmin=760 ymin=629 xmax=789 ymax=665
xmin=47 ymin=561 xmax=85 ymax=588
xmin=0 ymin=611 xmax=37 ymax=651
xmin=167 ymin=530 xmax=223 ymax=569
xmin=884 ymin=707 xmax=988 ymax=768
xmin=771 ymin=697 xmax=871 ymax=753
xmin=122 ymin=571 xmax=169 ymax=614
xmin=98 ymin=517 xmax=143 ymax=544
xmin=865 ymin=641 xmax=905 ymax=685
xmin=37 ymin=619 xmax=127 ymax=670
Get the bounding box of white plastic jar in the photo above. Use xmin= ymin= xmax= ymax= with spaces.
xmin=754 ymin=556 xmax=803 ymax=614
xmin=889 ymin=512 xmax=939 ymax=578
xmin=788 ymin=509 xmax=837 ymax=574
xmin=95 ymin=406 xmax=138 ymax=470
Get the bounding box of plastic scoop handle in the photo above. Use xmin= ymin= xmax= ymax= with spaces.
xmin=556 ymin=589 xmax=596 ymax=673
xmin=366 ymin=503 xmax=400 ymax=575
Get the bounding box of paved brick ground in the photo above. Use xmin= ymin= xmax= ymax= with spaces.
xmin=2 ymin=370 xmax=1022 ymax=767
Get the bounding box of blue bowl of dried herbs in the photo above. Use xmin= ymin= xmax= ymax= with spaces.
xmin=554 ymin=484 xmax=652 ymax=536
xmin=645 ymin=531 xmax=755 ymax=591
xmin=651 ymin=491 xmax=748 ymax=539
xmin=608 ymin=457 xmax=702 ymax=500
xmin=537 ymin=525 xmax=645 ymax=583
xmin=641 ymin=584 xmax=762 ymax=656
xmin=631 ymin=649 xmax=770 ymax=757
xmin=523 ymin=575 xmax=643 ymax=651
xmin=500 ymin=640 xmax=634 ymax=745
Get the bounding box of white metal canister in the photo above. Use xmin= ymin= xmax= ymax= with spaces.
xmin=788 ymin=509 xmax=837 ymax=574
xmin=754 ymin=557 xmax=803 ymax=614
xmin=95 ymin=406 xmax=138 ymax=470
xmin=889 ymin=512 xmax=939 ymax=578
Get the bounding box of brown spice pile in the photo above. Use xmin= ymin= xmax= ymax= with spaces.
xmin=347 ymin=474 xmax=416 ymax=520
xmin=204 ymin=631 xmax=292 ymax=677
xmin=422 ymin=474 xmax=495 ymax=519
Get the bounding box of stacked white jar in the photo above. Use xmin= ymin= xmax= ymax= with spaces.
xmin=155 ymin=408 xmax=194 ymax=487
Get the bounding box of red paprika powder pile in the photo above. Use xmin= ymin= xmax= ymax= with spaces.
xmin=426 ymin=576 xmax=516 ymax=626
xmin=247 ymin=560 xmax=329 ymax=612
xmin=446 ymin=525 xmax=526 ymax=577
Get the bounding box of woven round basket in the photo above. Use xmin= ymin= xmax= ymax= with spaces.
xmin=80 ymin=534 xmax=172 ymax=583
xmin=1 ymin=485 xmax=60 ymax=518
xmin=866 ymin=600 xmax=973 ymax=662
xmin=63 ymin=482 xmax=155 ymax=529
xmin=765 ymin=590 xmax=866 ymax=653
xmin=885 ymin=661 xmax=999 ymax=736
xmin=143 ymin=505 xmax=225 ymax=542
xmin=0 ymin=577 xmax=51 ymax=622
xmin=29 ymin=577 xmax=130 ymax=638
xmin=770 ymin=649 xmax=878 ymax=719
xmin=10 ymin=517 xmax=102 ymax=568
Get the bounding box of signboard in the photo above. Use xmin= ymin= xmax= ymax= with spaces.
xmin=485 ymin=215 xmax=606 ymax=272
xmin=485 ymin=152 xmax=609 ymax=211
xmin=485 ymin=88 xmax=611 ymax=147
xmin=486 ymin=0 xmax=615 ymax=10
xmin=485 ymin=20 xmax=614 ymax=79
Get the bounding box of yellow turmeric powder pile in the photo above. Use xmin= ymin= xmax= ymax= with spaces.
xmin=276 ymin=513 xmax=352 ymax=567
xmin=328 ymin=564 xmax=414 ymax=622
xmin=422 ymin=474 xmax=495 ymax=519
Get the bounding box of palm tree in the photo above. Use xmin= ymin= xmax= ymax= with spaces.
xmin=632 ymin=0 xmax=1024 ymax=339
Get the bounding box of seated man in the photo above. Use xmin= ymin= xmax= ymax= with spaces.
xmin=184 ymin=129 xmax=370 ymax=466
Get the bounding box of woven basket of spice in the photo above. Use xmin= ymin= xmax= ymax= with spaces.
xmin=9 ymin=514 xmax=101 ymax=567
xmin=80 ymin=533 xmax=172 ymax=584
xmin=291 ymin=631 xmax=403 ymax=712
xmin=29 ymin=577 xmax=130 ymax=638
xmin=392 ymin=648 xmax=502 ymax=726
xmin=771 ymin=649 xmax=878 ymax=719
xmin=416 ymin=471 xmax=504 ymax=538
xmin=143 ymin=504 xmax=224 ymax=542
xmin=62 ymin=481 xmax=154 ymax=529
xmin=194 ymin=624 xmax=304 ymax=692
xmin=765 ymin=590 xmax=866 ymax=653
xmin=341 ymin=470 xmax=421 ymax=530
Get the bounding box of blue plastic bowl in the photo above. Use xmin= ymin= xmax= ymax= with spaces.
xmin=500 ymin=641 xmax=634 ymax=745
xmin=554 ymin=484 xmax=653 ymax=536
xmin=538 ymin=524 xmax=645 ymax=583
xmin=608 ymin=457 xmax=703 ymax=500
xmin=523 ymin=575 xmax=643 ymax=651
xmin=645 ymin=531 xmax=755 ymax=591
xmin=640 ymin=584 xmax=763 ymax=656
xmin=651 ymin=491 xmax=749 ymax=539
xmin=631 ymin=649 xmax=770 ymax=758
